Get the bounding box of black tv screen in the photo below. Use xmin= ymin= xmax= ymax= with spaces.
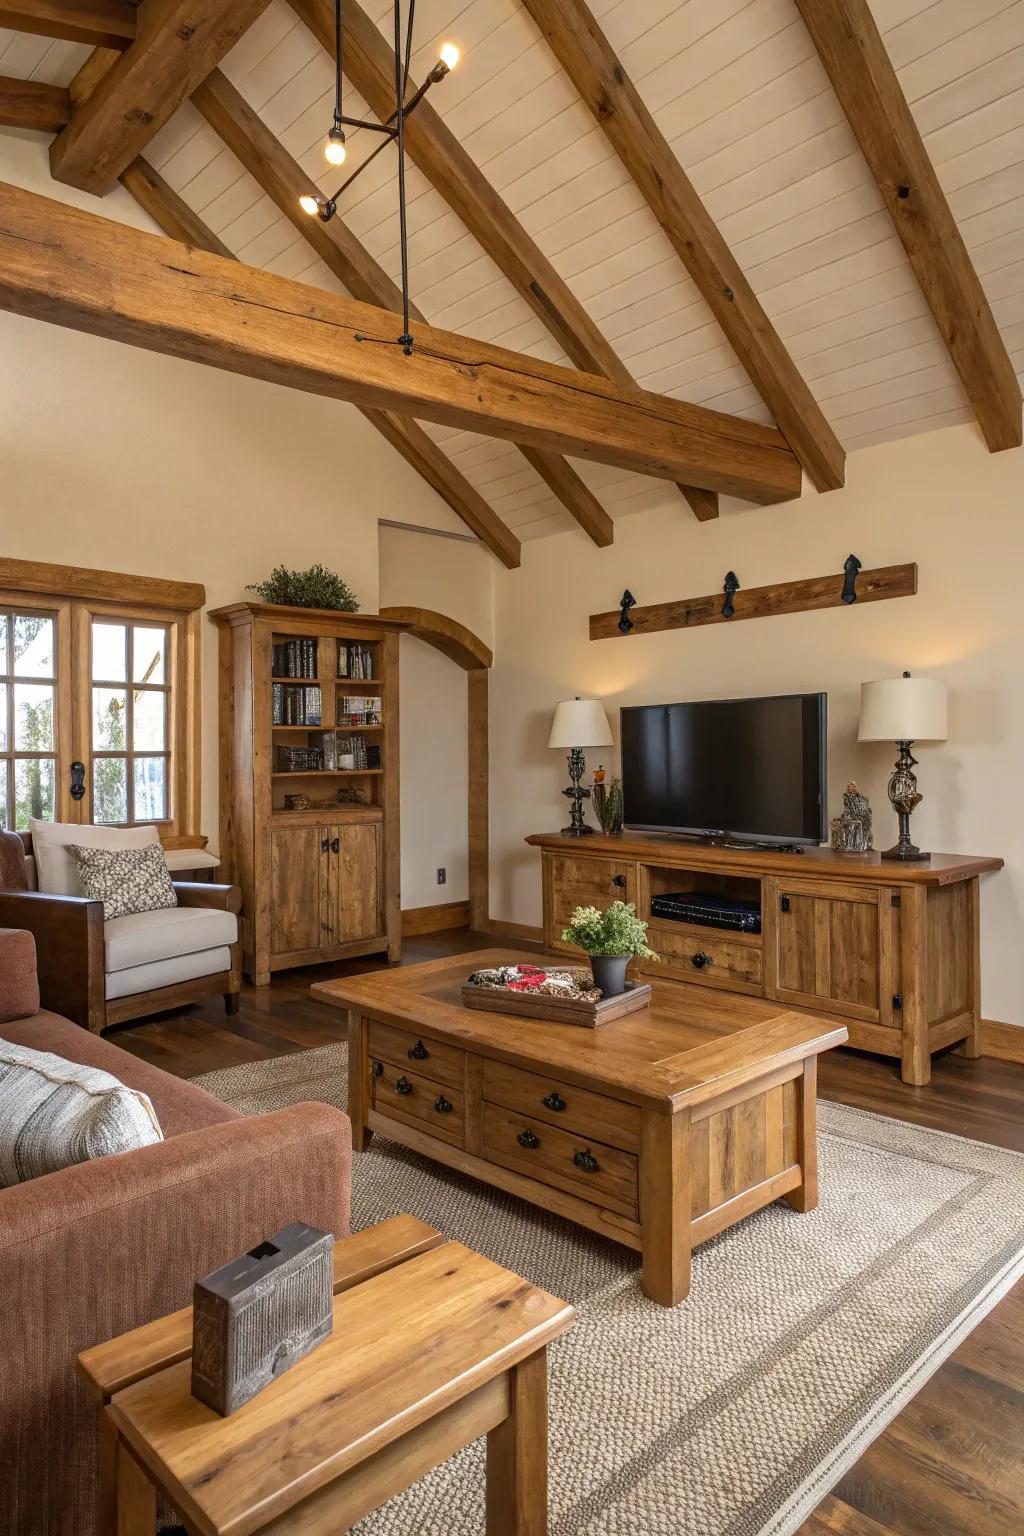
xmin=620 ymin=693 xmax=827 ymax=844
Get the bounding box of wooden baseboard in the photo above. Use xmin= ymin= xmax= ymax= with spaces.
xmin=981 ymin=1019 xmax=1024 ymax=1063
xmin=478 ymin=917 xmax=546 ymax=946
xmin=401 ymin=901 xmax=470 ymax=937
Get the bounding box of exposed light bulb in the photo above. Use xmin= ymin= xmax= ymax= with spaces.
xmin=299 ymin=193 xmax=320 ymax=216
xmin=325 ymin=126 xmax=347 ymax=166
xmin=438 ymin=41 xmax=460 ymax=70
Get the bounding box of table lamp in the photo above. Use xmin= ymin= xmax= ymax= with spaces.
xmin=548 ymin=697 xmax=612 ymax=836
xmin=858 ymin=672 xmax=947 ymax=861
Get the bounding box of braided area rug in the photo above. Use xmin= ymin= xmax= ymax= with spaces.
xmin=193 ymin=1044 xmax=1024 ymax=1536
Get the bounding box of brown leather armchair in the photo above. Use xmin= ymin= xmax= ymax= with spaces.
xmin=0 ymin=828 xmax=241 ymax=1033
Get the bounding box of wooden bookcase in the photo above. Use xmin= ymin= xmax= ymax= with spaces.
xmin=210 ymin=602 xmax=408 ymax=985
xmin=527 ymin=831 xmax=1003 ymax=1085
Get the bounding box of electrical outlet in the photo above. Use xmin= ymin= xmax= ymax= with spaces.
xmin=436 ymin=867 xmax=446 ymax=885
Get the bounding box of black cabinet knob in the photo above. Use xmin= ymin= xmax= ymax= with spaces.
xmin=331 ymin=836 xmax=340 ymax=854
xmin=434 ymin=1095 xmax=454 ymax=1114
xmin=573 ymin=1148 xmax=599 ymax=1173
xmin=780 ymin=895 xmax=791 ymax=913
xmin=394 ymin=1076 xmax=413 ymax=1095
xmin=542 ymin=1090 xmax=567 ymax=1112
xmin=372 ymin=1060 xmax=384 ymax=1078
xmin=321 ymin=836 xmax=330 ymax=853
xmin=611 ymin=874 xmax=627 ymax=888
xmin=408 ymin=1039 xmax=429 ymax=1061
xmin=517 ymin=1128 xmax=540 ymax=1149
xmin=691 ymin=951 xmax=712 ymax=970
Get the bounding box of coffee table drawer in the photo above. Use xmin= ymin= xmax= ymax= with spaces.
xmin=367 ymin=1019 xmax=465 ymax=1089
xmin=481 ymin=1059 xmax=641 ymax=1153
xmin=482 ymin=1102 xmax=638 ymax=1218
xmin=371 ymin=1061 xmax=465 ymax=1147
xmin=646 ymin=926 xmax=763 ymax=994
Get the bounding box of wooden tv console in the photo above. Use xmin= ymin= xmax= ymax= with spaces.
xmin=526 ymin=832 xmax=1003 ymax=1085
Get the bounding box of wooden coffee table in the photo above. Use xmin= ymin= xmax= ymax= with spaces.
xmin=78 ymin=1215 xmax=573 ymax=1535
xmin=313 ymin=950 xmax=848 ymax=1307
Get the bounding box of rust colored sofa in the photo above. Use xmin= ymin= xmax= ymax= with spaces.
xmin=0 ymin=927 xmax=352 ymax=1536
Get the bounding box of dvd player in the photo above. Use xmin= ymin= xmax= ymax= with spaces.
xmin=650 ymin=892 xmax=762 ymax=935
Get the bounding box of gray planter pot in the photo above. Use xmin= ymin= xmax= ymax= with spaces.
xmin=590 ymin=953 xmax=630 ymax=998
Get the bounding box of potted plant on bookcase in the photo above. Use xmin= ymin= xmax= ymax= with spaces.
xmin=560 ymin=901 xmax=658 ymax=998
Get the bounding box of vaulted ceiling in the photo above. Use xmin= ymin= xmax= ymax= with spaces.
xmin=1 ymin=0 xmax=1022 ymax=544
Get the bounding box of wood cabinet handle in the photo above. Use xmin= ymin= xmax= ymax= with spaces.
xmin=517 ymin=1128 xmax=540 ymax=1149
xmin=394 ymin=1076 xmax=413 ymax=1095
xmin=780 ymin=895 xmax=791 ymax=912
xmin=434 ymin=1095 xmax=454 ymax=1114
xmin=331 ymin=836 xmax=340 ymax=854
xmin=321 ymin=836 xmax=330 ymax=853
xmin=408 ymin=1039 xmax=429 ymax=1060
xmin=372 ymin=1061 xmax=384 ymax=1078
xmin=542 ymin=1091 xmax=567 ymax=1111
xmin=611 ymin=875 xmax=627 ymax=888
xmin=691 ymin=951 xmax=712 ymax=970
xmin=573 ymin=1148 xmax=599 ymax=1174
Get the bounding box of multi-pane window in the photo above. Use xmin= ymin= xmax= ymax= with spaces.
xmin=0 ymin=609 xmax=59 ymax=831
xmin=91 ymin=619 xmax=172 ymax=825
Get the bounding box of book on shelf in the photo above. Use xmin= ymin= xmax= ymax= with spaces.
xmin=272 ymin=639 xmax=319 ymax=680
xmin=337 ymin=643 xmax=374 ymax=681
xmin=339 ymin=695 xmax=381 ymax=726
xmin=272 ymin=683 xmax=322 ymax=725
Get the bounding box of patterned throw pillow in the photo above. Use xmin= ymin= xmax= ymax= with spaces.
xmin=67 ymin=842 xmax=178 ymax=921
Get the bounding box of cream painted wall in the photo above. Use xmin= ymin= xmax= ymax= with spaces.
xmin=379 ymin=524 xmax=494 ymax=911
xmin=1 ymin=130 xmax=468 ymax=847
xmin=489 ymin=423 xmax=1024 ymax=1026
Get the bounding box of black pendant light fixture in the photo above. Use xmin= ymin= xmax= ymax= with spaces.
xmin=299 ymin=0 xmax=459 ymax=356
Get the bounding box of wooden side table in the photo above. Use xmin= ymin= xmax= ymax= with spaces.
xmin=78 ymin=1215 xmax=574 ymax=1536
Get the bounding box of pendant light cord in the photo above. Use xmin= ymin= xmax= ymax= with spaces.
xmin=333 ymin=0 xmax=343 ymax=127
xmin=394 ymin=0 xmax=415 ymax=352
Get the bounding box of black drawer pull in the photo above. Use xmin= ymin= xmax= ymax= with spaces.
xmin=542 ymin=1090 xmax=567 ymax=1112
xmin=780 ymin=895 xmax=791 ymax=913
xmin=408 ymin=1039 xmax=429 ymax=1061
xmin=331 ymin=836 xmax=340 ymax=853
xmin=321 ymin=835 xmax=330 ymax=853
xmin=611 ymin=874 xmax=627 ymax=888
xmin=517 ymin=1128 xmax=540 ymax=1149
xmin=372 ymin=1060 xmax=384 ymax=1078
xmin=434 ymin=1094 xmax=454 ymax=1114
xmin=573 ymin=1148 xmax=600 ymax=1174
xmin=394 ymin=1076 xmax=413 ymax=1096
xmin=691 ymin=951 xmax=712 ymax=970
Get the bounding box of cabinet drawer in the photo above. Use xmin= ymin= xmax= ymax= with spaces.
xmin=481 ymin=1102 xmax=638 ymax=1217
xmin=367 ymin=1019 xmax=465 ymax=1089
xmin=371 ymin=1061 xmax=464 ymax=1147
xmin=481 ymin=1058 xmax=640 ymax=1152
xmin=645 ymin=925 xmax=763 ymax=994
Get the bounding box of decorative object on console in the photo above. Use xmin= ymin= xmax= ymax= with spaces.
xmin=592 ymin=772 xmax=624 ymax=835
xmin=830 ymin=781 xmax=873 ymax=853
xmin=247 ymin=565 xmax=360 ymax=612
xmin=859 ymin=673 xmax=948 ymax=862
xmin=548 ymin=697 xmax=612 ymax=836
xmin=191 ymin=1222 xmax=334 ymax=1416
xmin=560 ymin=899 xmax=658 ymax=998
xmin=591 ymin=559 xmax=917 ymax=640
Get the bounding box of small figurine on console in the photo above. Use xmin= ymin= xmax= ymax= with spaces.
xmin=830 ymin=781 xmax=873 ymax=854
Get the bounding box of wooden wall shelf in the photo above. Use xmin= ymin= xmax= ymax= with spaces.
xmin=590 ymin=561 xmax=917 ymax=640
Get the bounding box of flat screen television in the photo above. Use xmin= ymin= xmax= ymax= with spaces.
xmin=620 ymin=692 xmax=827 ymax=845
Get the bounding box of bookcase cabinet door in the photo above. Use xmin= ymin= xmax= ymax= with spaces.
xmin=763 ymin=877 xmax=887 ymax=1023
xmin=271 ymin=825 xmax=327 ymax=957
xmin=332 ymin=821 xmax=383 ymax=944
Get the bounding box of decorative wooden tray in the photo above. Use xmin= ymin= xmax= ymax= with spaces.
xmin=460 ymin=980 xmax=652 ymax=1029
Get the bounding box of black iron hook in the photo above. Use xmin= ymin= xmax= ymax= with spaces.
xmin=618 ymin=590 xmax=637 ymax=634
xmin=722 ymin=571 xmax=740 ymax=619
xmin=841 ymin=554 xmax=862 ymax=604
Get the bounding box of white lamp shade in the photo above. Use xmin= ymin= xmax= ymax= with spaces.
xmin=548 ymin=698 xmax=612 ymax=750
xmin=858 ymin=676 xmax=948 ymax=743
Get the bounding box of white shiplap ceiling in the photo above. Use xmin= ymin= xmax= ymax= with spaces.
xmin=2 ymin=0 xmax=1022 ymax=540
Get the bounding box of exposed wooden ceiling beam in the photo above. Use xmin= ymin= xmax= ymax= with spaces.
xmin=117 ymin=159 xmax=521 ymax=568
xmin=520 ymin=0 xmax=846 ymax=495
xmin=0 ymin=74 xmax=71 ymax=130
xmin=0 ymin=182 xmax=801 ymax=501
xmin=0 ymin=0 xmax=135 ymax=48
xmin=191 ymin=69 xmax=612 ymax=548
xmin=48 ymin=0 xmax=273 ymax=195
xmin=289 ymin=0 xmax=717 ymax=523
xmin=793 ymin=0 xmax=1022 ymax=453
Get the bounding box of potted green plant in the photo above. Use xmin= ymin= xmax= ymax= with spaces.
xmin=560 ymin=900 xmax=658 ymax=998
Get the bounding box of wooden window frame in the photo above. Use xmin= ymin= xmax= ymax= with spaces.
xmin=0 ymin=560 xmax=204 ymax=841
xmin=0 ymin=596 xmax=73 ymax=828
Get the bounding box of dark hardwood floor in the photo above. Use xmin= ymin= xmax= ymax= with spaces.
xmin=111 ymin=929 xmax=1024 ymax=1536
